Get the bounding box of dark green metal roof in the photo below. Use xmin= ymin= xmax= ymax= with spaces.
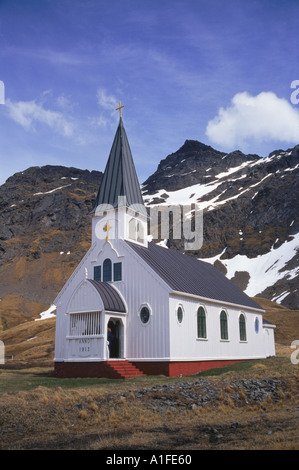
xmin=126 ymin=241 xmax=263 ymax=311
xmin=90 ymin=117 xmax=146 ymax=214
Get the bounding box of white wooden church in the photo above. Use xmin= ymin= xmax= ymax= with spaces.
xmin=53 ymin=109 xmax=275 ymax=378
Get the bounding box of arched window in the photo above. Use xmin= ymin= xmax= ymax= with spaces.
xmin=129 ymin=218 xmax=137 ymax=241
xmin=220 ymin=310 xmax=228 ymax=340
xmin=239 ymin=313 xmax=247 ymax=341
xmin=136 ymin=221 xmax=144 ymax=244
xmin=129 ymin=217 xmax=144 ymax=244
xmin=103 ymin=258 xmax=112 ymax=282
xmin=197 ymin=306 xmax=207 ymax=338
xmin=255 ymin=317 xmax=259 ymax=334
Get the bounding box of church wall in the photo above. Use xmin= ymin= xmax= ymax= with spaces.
xmin=263 ymin=325 xmax=276 ymax=357
xmin=54 ymin=243 xmax=101 ymax=362
xmin=54 ymin=303 xmax=68 ymax=361
xmin=112 ymin=240 xmax=171 ymax=361
xmin=169 ymin=295 xmax=268 ymax=361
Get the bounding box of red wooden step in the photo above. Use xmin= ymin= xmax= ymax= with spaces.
xmin=106 ymin=360 xmax=145 ymax=379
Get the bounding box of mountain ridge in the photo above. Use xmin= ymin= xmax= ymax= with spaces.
xmin=142 ymin=141 xmax=299 ymax=309
xmin=142 ymin=139 xmax=261 ymax=194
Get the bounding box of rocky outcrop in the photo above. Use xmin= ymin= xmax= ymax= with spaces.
xmin=142 ymin=140 xmax=260 ymax=193
xmin=0 ymin=166 xmax=102 ymax=325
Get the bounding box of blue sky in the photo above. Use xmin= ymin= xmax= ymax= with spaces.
xmin=0 ymin=0 xmax=298 ymax=185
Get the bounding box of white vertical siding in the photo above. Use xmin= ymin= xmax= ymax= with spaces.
xmin=114 ymin=240 xmax=171 ymax=360
xmin=67 ymin=281 xmax=105 ymax=313
xmin=263 ymin=326 xmax=276 ymax=357
xmin=169 ymin=294 xmax=269 ymax=360
xmin=54 ymin=303 xmax=67 ymax=361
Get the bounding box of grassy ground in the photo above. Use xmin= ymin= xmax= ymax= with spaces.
xmin=0 ymin=296 xmax=298 ymax=451
xmin=0 ymin=356 xmax=298 ymax=450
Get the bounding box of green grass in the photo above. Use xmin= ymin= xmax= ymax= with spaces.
xmin=195 ymin=356 xmax=290 ymax=377
xmin=195 ymin=360 xmax=260 ymax=377
xmin=0 ymin=368 xmax=124 ymax=394
xmin=0 ymin=356 xmax=292 ymax=395
xmin=0 ymin=367 xmax=172 ymax=395
xmin=1 ymin=317 xmax=8 ymax=331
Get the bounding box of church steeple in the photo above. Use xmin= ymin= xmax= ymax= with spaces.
xmin=91 ymin=110 xmax=148 ymax=247
xmin=90 ymin=116 xmax=145 ymax=215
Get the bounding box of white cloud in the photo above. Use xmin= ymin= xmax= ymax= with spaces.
xmin=55 ymin=93 xmax=74 ymax=111
xmin=206 ymin=91 xmax=299 ymax=149
xmin=93 ymin=88 xmax=120 ymax=128
xmin=97 ymin=88 xmax=118 ymax=112
xmin=89 ymin=115 xmax=110 ymax=129
xmin=5 ymin=46 xmax=91 ymax=66
xmin=5 ymin=98 xmax=74 ymax=137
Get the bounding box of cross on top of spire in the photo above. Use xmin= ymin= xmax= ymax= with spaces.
xmin=115 ymin=101 xmax=124 ymax=117
xmin=90 ymin=111 xmax=145 ymax=215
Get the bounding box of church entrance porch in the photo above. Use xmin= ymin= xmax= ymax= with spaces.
xmin=107 ymin=318 xmax=124 ymax=359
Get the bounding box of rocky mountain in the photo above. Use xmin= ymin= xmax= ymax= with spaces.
xmin=0 ymin=166 xmax=102 ymax=328
xmin=0 ymin=141 xmax=298 ymax=330
xmin=142 ymin=141 xmax=299 ymax=308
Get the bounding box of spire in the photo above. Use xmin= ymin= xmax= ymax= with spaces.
xmin=90 ymin=117 xmax=146 ymax=215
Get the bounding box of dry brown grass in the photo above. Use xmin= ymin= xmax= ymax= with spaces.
xmin=0 ymin=296 xmax=298 ymax=450
xmin=0 ymin=317 xmax=55 ymax=361
xmin=0 ymin=358 xmax=298 ymax=450
xmin=253 ymin=297 xmax=299 ymax=348
xmin=0 ymin=294 xmax=50 ymax=331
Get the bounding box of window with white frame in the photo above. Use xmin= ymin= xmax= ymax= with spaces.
xmin=177 ymin=305 xmax=183 ymax=324
xmin=103 ymin=258 xmax=112 ymax=282
xmin=93 ymin=260 xmax=122 ymax=282
xmin=128 ymin=217 xmax=144 ymax=243
xmin=197 ymin=306 xmax=207 ymax=338
xmin=220 ymin=309 xmax=228 ymax=340
xmin=239 ymin=313 xmax=247 ymax=341
xmin=69 ymin=311 xmax=101 ymax=337
xmin=139 ymin=304 xmax=151 ymax=325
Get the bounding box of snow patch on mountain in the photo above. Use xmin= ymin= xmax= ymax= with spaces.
xmin=35 ymin=304 xmax=56 ymax=321
xmin=203 ymin=232 xmax=299 ymax=302
xmin=145 ymin=170 xmax=274 ymax=212
xmin=34 ymin=183 xmax=72 ymax=196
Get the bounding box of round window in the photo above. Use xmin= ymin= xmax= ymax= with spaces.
xmin=177 ymin=306 xmax=183 ymax=323
xmin=140 ymin=306 xmax=150 ymax=324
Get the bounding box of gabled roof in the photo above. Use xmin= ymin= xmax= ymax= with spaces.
xmin=263 ymin=318 xmax=276 ymax=327
xmin=88 ymin=279 xmax=126 ymax=312
xmin=126 ymin=241 xmax=263 ymax=311
xmin=90 ymin=117 xmax=145 ymax=214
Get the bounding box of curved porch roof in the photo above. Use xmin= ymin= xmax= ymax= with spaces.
xmin=87 ymin=279 xmax=126 ymax=313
